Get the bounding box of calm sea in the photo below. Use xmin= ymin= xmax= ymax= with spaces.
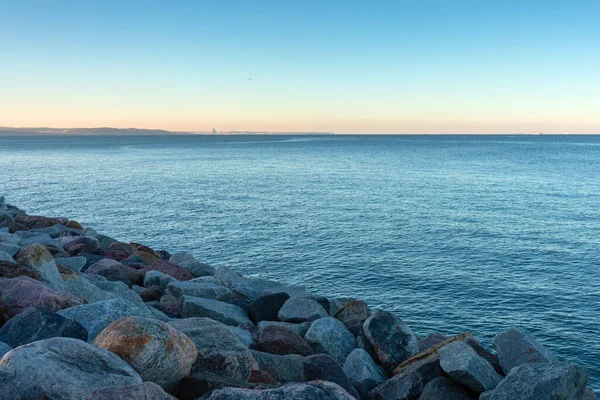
xmin=1 ymin=134 xmax=599 ymax=389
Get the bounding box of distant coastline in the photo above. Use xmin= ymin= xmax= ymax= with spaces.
xmin=0 ymin=127 xmax=335 ymax=136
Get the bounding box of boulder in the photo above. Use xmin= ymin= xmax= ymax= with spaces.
xmin=169 ymin=317 xmax=255 ymax=383
xmin=169 ymin=251 xmax=215 ymax=277
xmin=93 ymin=316 xmax=197 ymax=392
xmin=256 ymin=324 xmax=313 ymax=356
xmin=0 ymin=259 xmax=41 ymax=279
xmin=247 ymin=292 xmax=290 ymax=323
xmin=60 ymin=276 xmax=118 ymax=304
xmin=160 ymin=293 xmax=181 ymax=317
xmin=419 ymin=376 xmax=477 ymax=400
xmin=249 ymin=369 xmax=278 ymax=384
xmin=363 ymin=310 xmax=419 ymax=372
xmin=278 ymin=297 xmax=328 ymax=323
xmin=584 ymin=388 xmax=598 ymax=400
xmin=0 ymin=306 xmax=87 ymax=347
xmin=0 ymin=242 xmax=20 ymax=257
xmin=0 ymin=250 xmax=15 ymax=263
xmin=226 ymin=324 xmax=256 ymax=348
xmin=93 ymin=280 xmax=147 ymax=308
xmin=391 ymin=350 xmax=443 ymax=388
xmin=214 ymin=266 xmax=276 ymax=307
xmin=370 ymin=372 xmax=423 ymax=400
xmin=0 ymin=337 xmax=142 ymax=399
xmin=88 ymin=382 xmax=176 ymax=400
xmin=18 ymin=233 xmax=60 ymax=248
xmin=417 ymin=333 xmax=449 ymax=352
xmin=58 ymin=298 xmax=154 ymax=341
xmin=206 ymin=381 xmax=357 ymax=400
xmin=167 ymin=280 xmax=232 ymax=301
xmin=0 ymin=341 xmax=11 ymax=358
xmin=250 ymin=350 xmax=306 ymax=383
xmin=65 ymin=220 xmax=84 ymax=230
xmin=130 ymin=249 xmax=161 ymax=266
xmin=305 ymin=317 xmax=356 ymax=364
xmin=342 ymin=348 xmax=386 ymax=399
xmin=14 ymin=214 xmax=68 ymax=229
xmin=62 ymin=236 xmax=100 ymax=255
xmin=15 ymin=243 xmax=63 ymax=285
xmin=488 ymin=361 xmax=588 ymax=400
xmin=329 ymin=298 xmax=372 ymax=330
xmin=257 ymin=320 xmax=312 ymax=337
xmin=140 ymin=285 xmax=163 ymax=302
xmin=303 ymin=354 xmax=360 ymax=399
xmin=439 ymin=340 xmax=502 ymax=393
xmin=145 ymin=270 xmax=177 ymax=293
xmin=54 ymin=256 xmax=87 ymax=272
xmin=145 ymin=260 xmax=193 ymax=281
xmin=492 ymin=327 xmax=558 ymax=374
xmin=180 ymin=296 xmax=252 ymax=326
xmin=86 ymin=258 xmax=141 ymax=287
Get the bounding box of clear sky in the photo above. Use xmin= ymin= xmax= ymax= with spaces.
xmin=1 ymin=1 xmax=599 ymax=133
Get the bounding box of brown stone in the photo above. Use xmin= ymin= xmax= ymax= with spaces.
xmin=65 ymin=220 xmax=83 ymax=230
xmin=0 ymin=260 xmax=41 ymax=280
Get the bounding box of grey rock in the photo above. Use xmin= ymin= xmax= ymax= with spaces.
xmin=214 ymin=266 xmax=277 ymax=307
xmin=206 ymin=381 xmax=357 ymax=400
xmin=392 ymin=351 xmax=444 ymax=388
xmin=256 ymin=325 xmax=313 ymax=356
xmin=278 ymin=297 xmax=328 ymax=323
xmin=226 ymin=325 xmax=256 ymax=348
xmin=257 ymin=320 xmax=312 ymax=337
xmin=0 ymin=242 xmax=20 ymax=257
xmin=417 ymin=333 xmax=449 ymax=352
xmin=247 ymin=292 xmax=290 ymax=323
xmin=85 ymin=258 xmax=140 ymax=287
xmin=60 ymin=276 xmax=117 ymax=304
xmin=167 ymin=280 xmax=232 ymax=301
xmin=148 ymin=306 xmax=172 ymax=322
xmin=54 ymin=256 xmax=87 ymax=272
xmin=439 ymin=341 xmax=502 ymax=393
xmin=144 ymin=270 xmax=177 ymax=293
xmin=583 ymin=388 xmax=598 ymax=400
xmin=305 ymin=317 xmax=356 ymax=364
xmin=303 ymin=353 xmax=360 ymax=399
xmin=0 ymin=341 xmax=11 ymax=358
xmin=180 ymin=295 xmax=252 ymax=326
xmin=0 ymin=250 xmax=15 ymax=263
xmin=16 ymin=243 xmax=63 ymax=286
xmin=94 ymin=280 xmax=147 ymax=308
xmin=0 ymin=337 xmax=142 ymax=399
xmin=329 ymin=298 xmax=372 ymax=329
xmin=250 ymin=349 xmax=306 ymax=383
xmin=419 ymin=376 xmax=476 ymax=400
xmin=342 ymin=348 xmax=386 ymax=399
xmin=19 ymin=233 xmax=59 ymax=247
xmin=370 ymin=372 xmax=423 ymax=400
xmin=88 ymin=382 xmax=176 ymax=400
xmin=170 ymin=251 xmax=215 ymax=277
xmin=492 ymin=327 xmax=558 ymax=374
xmin=488 ymin=361 xmax=588 ymax=400
xmin=479 ymin=392 xmax=493 ymax=400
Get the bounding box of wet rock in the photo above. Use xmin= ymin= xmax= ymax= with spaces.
xmin=417 ymin=333 xmax=449 ymax=352
xmin=0 ymin=306 xmax=87 ymax=347
xmin=180 ymin=296 xmax=252 ymax=326
xmin=169 ymin=251 xmax=215 ymax=277
xmin=330 ymin=298 xmax=372 ymax=330
xmin=278 ymin=297 xmax=329 ymax=323
xmin=88 ymin=382 xmax=176 ymax=399
xmin=61 ymin=235 xmax=100 ymax=255
xmin=363 ymin=310 xmax=419 ymax=372
xmin=0 ymin=341 xmax=11 ymax=358
xmin=86 ymin=258 xmax=141 ymax=287
xmin=488 ymin=361 xmax=588 ymax=400
xmin=15 ymin=243 xmax=63 ymax=285
xmin=419 ymin=376 xmax=476 ymax=400
xmin=250 ymin=350 xmax=306 ymax=383
xmin=247 ymin=292 xmax=290 ymax=323
xmin=256 ymin=324 xmax=313 ymax=356
xmin=206 ymin=381 xmax=357 ymax=400
xmin=169 ymin=317 xmax=255 ymax=383
xmin=303 ymin=353 xmax=360 ymax=399
xmin=94 ymin=316 xmax=197 ymax=392
xmin=492 ymin=327 xmax=558 ymax=374
xmin=342 ymin=348 xmax=386 ymax=399
xmin=439 ymin=340 xmax=502 ymax=393
xmin=145 ymin=259 xmax=193 ymax=281
xmin=144 ymin=270 xmax=177 ymax=293
xmin=370 ymin=372 xmax=423 ymax=400
xmin=305 ymin=316 xmax=356 ymax=364
xmin=54 ymin=256 xmax=87 ymax=272
xmin=167 ymin=280 xmax=232 ymax=301
xmin=0 ymin=337 xmax=142 ymax=399
xmin=257 ymin=320 xmax=312 ymax=337
xmin=0 ymin=259 xmax=41 ymax=279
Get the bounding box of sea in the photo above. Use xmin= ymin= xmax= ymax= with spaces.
xmin=1 ymin=134 xmax=598 ymax=390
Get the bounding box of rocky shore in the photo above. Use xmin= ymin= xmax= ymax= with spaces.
xmin=0 ymin=196 xmax=596 ymax=400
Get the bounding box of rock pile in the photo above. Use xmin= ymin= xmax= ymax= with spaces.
xmin=0 ymin=198 xmax=596 ymax=399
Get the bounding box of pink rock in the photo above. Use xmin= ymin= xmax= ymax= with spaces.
xmin=85 ymin=259 xmax=140 ymax=287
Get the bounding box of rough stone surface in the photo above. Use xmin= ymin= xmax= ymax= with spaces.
xmin=54 ymin=256 xmax=87 ymax=272
xmin=226 ymin=324 xmax=256 ymax=348
xmin=15 ymin=243 xmax=63 ymax=285
xmin=278 ymin=297 xmax=329 ymax=323
xmin=180 ymin=295 xmax=252 ymax=326
xmin=419 ymin=376 xmax=477 ymax=400
xmin=167 ymin=280 xmax=232 ymax=301
xmin=169 ymin=317 xmax=255 ymax=383
xmin=214 ymin=266 xmax=277 ymax=307
xmin=305 ymin=317 xmax=356 ymax=364
xmin=94 ymin=279 xmax=147 ymax=308
xmin=329 ymin=298 xmax=372 ymax=329
xmin=439 ymin=340 xmax=502 ymax=393
xmin=145 ymin=259 xmax=194 ymax=281
xmin=0 ymin=337 xmax=142 ymax=399
xmin=492 ymin=327 xmax=559 ymax=375
xmin=250 ymin=350 xmax=306 ymax=383
xmin=256 ymin=324 xmax=313 ymax=356
xmin=62 ymin=235 xmax=100 ymax=255
xmin=303 ymin=353 xmax=360 ymax=399
xmin=369 ymin=371 xmax=423 ymax=400
xmin=94 ymin=316 xmax=197 ymax=392
xmin=0 ymin=242 xmax=20 ymax=257
xmin=140 ymin=285 xmax=163 ymax=302
xmin=60 ymin=276 xmax=117 ymax=304
xmin=363 ymin=310 xmax=419 ymax=372
xmin=583 ymin=388 xmax=598 ymax=400
xmin=0 ymin=250 xmax=15 ymax=263
xmin=206 ymin=381 xmax=357 ymax=400
xmin=257 ymin=320 xmax=312 ymax=337
xmin=160 ymin=293 xmax=181 ymax=317
xmin=88 ymin=382 xmax=176 ymax=399
xmin=342 ymin=348 xmax=386 ymax=399
xmin=145 ymin=270 xmax=177 ymax=293
xmin=0 ymin=341 xmax=11 ymax=358
xmin=247 ymin=292 xmax=290 ymax=323
xmin=0 ymin=306 xmax=87 ymax=347
xmin=0 ymin=259 xmax=41 ymax=279
xmin=417 ymin=333 xmax=449 ymax=352
xmin=170 ymin=251 xmax=215 ymax=276
xmin=86 ymin=258 xmax=141 ymax=287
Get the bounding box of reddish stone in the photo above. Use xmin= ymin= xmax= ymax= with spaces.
xmin=85 ymin=259 xmax=141 ymax=287
xmin=108 ymin=241 xmax=136 ymax=255
xmin=65 ymin=220 xmax=83 ymax=230
xmin=248 ymin=370 xmax=278 ymax=385
xmin=160 ymin=293 xmax=181 ymax=318
xmin=144 ymin=260 xmax=193 ymax=281
xmin=14 ymin=214 xmax=68 ymax=229
xmin=256 ymin=325 xmax=314 ymax=356
xmin=0 ymin=260 xmax=41 ymax=280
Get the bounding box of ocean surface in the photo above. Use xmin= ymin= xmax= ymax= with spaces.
xmin=1 ymin=134 xmax=599 ymax=390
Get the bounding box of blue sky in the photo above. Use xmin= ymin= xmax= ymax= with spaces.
xmin=1 ymin=1 xmax=599 ymax=133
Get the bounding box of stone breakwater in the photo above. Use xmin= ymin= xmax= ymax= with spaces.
xmin=0 ymin=196 xmax=596 ymax=400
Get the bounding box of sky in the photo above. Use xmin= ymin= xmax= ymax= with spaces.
xmin=0 ymin=1 xmax=599 ymax=134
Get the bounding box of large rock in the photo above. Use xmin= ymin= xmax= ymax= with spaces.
xmin=250 ymin=350 xmax=306 ymax=383
xmin=54 ymin=256 xmax=87 ymax=272
xmin=256 ymin=324 xmax=313 ymax=356
xmin=15 ymin=243 xmax=63 ymax=285
xmin=0 ymin=341 xmax=11 ymax=358
xmin=247 ymin=292 xmax=290 ymax=323
xmin=278 ymin=297 xmax=328 ymax=323
xmin=0 ymin=242 xmax=21 ymax=257
xmin=206 ymin=381 xmax=357 ymax=400
xmin=160 ymin=293 xmax=181 ymax=317
xmin=419 ymin=376 xmax=477 ymax=400
xmin=492 ymin=327 xmax=558 ymax=374
xmin=94 ymin=280 xmax=147 ymax=308
xmin=145 ymin=270 xmax=177 ymax=293
xmin=167 ymin=280 xmax=232 ymax=301
xmin=0 ymin=306 xmax=87 ymax=347
xmin=60 ymin=276 xmax=118 ymax=304
xmin=439 ymin=340 xmax=502 ymax=393
xmin=363 ymin=310 xmax=419 ymax=372
xmin=0 ymin=259 xmax=41 ymax=279
xmin=0 ymin=250 xmax=15 ymax=263
xmin=370 ymin=372 xmax=423 ymax=400
xmin=169 ymin=317 xmax=255 ymax=383
xmin=93 ymin=316 xmax=197 ymax=392
xmin=86 ymin=258 xmax=141 ymax=287
xmin=61 ymin=236 xmax=100 ymax=255
xmin=58 ymin=298 xmax=154 ymax=341
xmin=169 ymin=251 xmax=215 ymax=277
xmin=488 ymin=361 xmax=588 ymax=400
xmin=88 ymin=382 xmax=176 ymax=400
xmin=305 ymin=317 xmax=356 ymax=364
xmin=0 ymin=337 xmax=142 ymax=399
xmin=14 ymin=214 xmax=68 ymax=229
xmin=0 ymin=276 xmax=82 ymax=318
xmin=342 ymin=348 xmax=386 ymax=399
xmin=329 ymin=298 xmax=372 ymax=330
xmin=303 ymin=354 xmax=360 ymax=399
xmin=180 ymin=296 xmax=252 ymax=326
xmin=145 ymin=260 xmax=194 ymax=281
xmin=214 ymin=266 xmax=277 ymax=307
xmin=257 ymin=320 xmax=312 ymax=337
xmin=417 ymin=333 xmax=449 ymax=352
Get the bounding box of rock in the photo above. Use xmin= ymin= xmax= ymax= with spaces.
xmin=342 ymin=348 xmax=386 ymax=399
xmin=492 ymin=327 xmax=558 ymax=374
xmin=15 ymin=243 xmax=63 ymax=285
xmin=94 ymin=280 xmax=147 ymax=308
xmin=206 ymin=381 xmax=357 ymax=400
xmin=0 ymin=341 xmax=11 ymax=358
xmin=160 ymin=293 xmax=181 ymax=317
xmin=391 ymin=351 xmax=443 ymax=389
xmin=86 ymin=258 xmax=141 ymax=287
xmin=180 ymin=296 xmax=252 ymax=326
xmin=249 ymin=369 xmax=278 ymax=384
xmin=167 ymin=280 xmax=232 ymax=301
xmin=305 ymin=317 xmax=356 ymax=364
xmin=65 ymin=220 xmax=83 ymax=229
xmin=329 ymin=298 xmax=372 ymax=330
xmin=145 ymin=270 xmax=177 ymax=293
xmin=214 ymin=266 xmax=276 ymax=307
xmin=169 ymin=317 xmax=255 ymax=383
xmin=140 ymin=285 xmax=163 ymax=302
xmin=417 ymin=333 xmax=449 ymax=352
xmin=479 ymin=392 xmax=492 ymax=400
xmin=0 ymin=306 xmax=87 ymax=347
xmin=0 ymin=242 xmax=20 ymax=257
xmin=247 ymin=292 xmax=290 ymax=323
xmin=60 ymin=276 xmax=118 ymax=304
xmin=0 ymin=337 xmax=142 ymax=399
xmin=370 ymin=372 xmax=423 ymax=400
xmin=250 ymin=350 xmax=306 ymax=383
xmin=303 ymin=353 xmax=360 ymax=399
xmin=19 ymin=233 xmax=60 ymax=247
xmin=169 ymin=251 xmax=215 ymax=276
xmin=0 ymin=259 xmax=41 ymax=279
xmin=149 ymin=306 xmax=172 ymax=322
xmin=14 ymin=214 xmax=68 ymax=229
xmin=130 ymin=249 xmax=161 ymax=266
xmin=363 ymin=310 xmax=419 ymax=372
xmin=257 ymin=320 xmax=312 ymax=337
xmin=278 ymin=297 xmax=328 ymax=323
xmin=58 ymin=298 xmax=154 ymax=341
xmin=439 ymin=341 xmax=502 ymax=393
xmin=583 ymin=388 xmax=598 ymax=400
xmin=419 ymin=376 xmax=477 ymax=400
xmin=488 ymin=361 xmax=588 ymax=400
xmin=79 ymin=252 xmax=107 ymax=270
xmin=62 ymin=236 xmax=100 ymax=255
xmin=226 ymin=324 xmax=256 ymax=348
xmin=93 ymin=316 xmax=197 ymax=392
xmin=174 ymin=372 xmax=257 ymax=400
xmin=0 ymin=276 xmax=82 ymax=318
xmin=256 ymin=324 xmax=313 ymax=356
xmin=145 ymin=260 xmax=193 ymax=281
xmin=54 ymin=256 xmax=87 ymax=272
xmin=263 ymin=285 xmax=316 ymax=299
xmin=0 ymin=250 xmax=15 ymax=264
xmin=88 ymin=382 xmax=176 ymax=400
